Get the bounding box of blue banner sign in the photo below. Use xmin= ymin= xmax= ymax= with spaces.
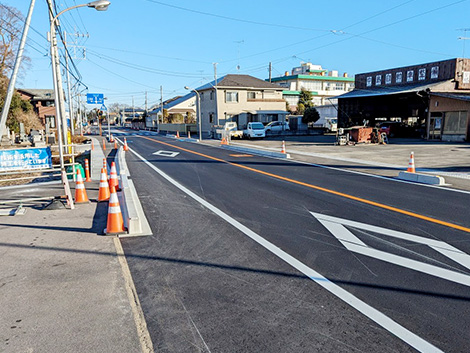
xmin=0 ymin=147 xmax=52 ymax=172
xmin=86 ymin=93 xmax=104 ymax=104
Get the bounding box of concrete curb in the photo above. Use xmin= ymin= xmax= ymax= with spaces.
xmin=398 ymin=171 xmax=446 ymax=185
xmin=221 ymin=144 xmax=291 ymax=159
xmin=115 ymin=146 xmax=152 ymax=237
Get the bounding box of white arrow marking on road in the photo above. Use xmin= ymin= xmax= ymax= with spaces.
xmin=152 ymin=151 xmax=180 ymax=158
xmin=312 ymin=212 xmax=470 ymax=287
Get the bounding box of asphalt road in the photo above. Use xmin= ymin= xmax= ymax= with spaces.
xmin=117 ymin=131 xmax=470 ymax=353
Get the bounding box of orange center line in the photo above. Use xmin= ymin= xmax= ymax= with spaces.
xmin=138 ymin=136 xmax=470 ymax=233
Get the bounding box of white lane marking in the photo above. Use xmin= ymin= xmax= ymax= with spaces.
xmin=312 ymin=212 xmax=470 ymax=274
xmin=152 ymin=150 xmax=180 ymax=157
xmin=130 ymin=148 xmax=443 ymax=353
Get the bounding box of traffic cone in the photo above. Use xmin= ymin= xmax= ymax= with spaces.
xmin=281 ymin=140 xmax=286 ymax=154
xmin=123 ymin=137 xmax=129 ymax=151
xmin=74 ymin=169 xmax=89 ymax=203
xmin=114 ymin=140 xmax=117 ymax=149
xmin=407 ymin=152 xmax=416 ymax=173
xmin=110 ymin=134 xmax=114 ymax=142
xmin=84 ymin=158 xmax=92 ymax=182
xmin=176 ymin=131 xmax=180 ymax=138
xmin=188 ymin=131 xmax=191 ymax=139
xmin=221 ymin=137 xmax=227 ymax=145
xmin=102 ymin=139 xmax=106 ymax=151
xmin=98 ymin=168 xmax=110 ymax=202
xmin=91 ymin=140 xmax=94 ymax=150
xmin=104 ymin=186 xmax=126 ymax=235
xmin=109 ymin=161 xmax=120 ymax=191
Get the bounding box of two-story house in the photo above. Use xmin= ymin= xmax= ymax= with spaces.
xmin=17 ymin=88 xmax=55 ymax=128
xmin=196 ymin=74 xmax=287 ymax=136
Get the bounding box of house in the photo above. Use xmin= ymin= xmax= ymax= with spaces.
xmin=147 ymin=94 xmax=196 ymax=128
xmin=269 ymin=62 xmax=355 ymax=110
xmin=337 ymin=58 xmax=470 ymax=141
xmin=17 ymin=88 xmax=55 ymax=128
xmin=196 ymin=74 xmax=288 ymax=137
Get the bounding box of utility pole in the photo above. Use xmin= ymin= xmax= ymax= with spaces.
xmin=458 ymin=28 xmax=470 ymax=58
xmin=159 ymin=85 xmax=163 ymax=132
xmin=213 ymin=62 xmax=219 ymax=125
xmin=64 ymin=32 xmax=74 ymax=135
xmin=0 ymin=0 xmax=35 ymax=139
xmin=269 ymin=62 xmax=272 ymax=82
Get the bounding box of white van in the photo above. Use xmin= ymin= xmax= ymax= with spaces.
xmin=243 ymin=122 xmax=265 ymax=139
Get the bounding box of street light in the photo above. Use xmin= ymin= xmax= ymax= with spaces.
xmin=184 ymin=86 xmax=202 ymax=141
xmin=49 ymin=0 xmax=111 ymax=208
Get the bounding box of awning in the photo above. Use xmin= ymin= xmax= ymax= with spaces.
xmin=244 ymin=110 xmax=288 ymax=115
xmin=337 ymin=82 xmax=446 ymax=99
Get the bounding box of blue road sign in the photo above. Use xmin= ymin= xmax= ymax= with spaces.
xmin=100 ymin=104 xmax=107 ymax=111
xmin=86 ymin=93 xmax=104 ymax=104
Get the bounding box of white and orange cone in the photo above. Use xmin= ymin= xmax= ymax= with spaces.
xmin=176 ymin=131 xmax=180 ymax=138
xmin=114 ymin=140 xmax=118 ymax=149
xmin=407 ymin=152 xmax=416 ymax=173
xmin=109 ymin=161 xmax=120 ymax=191
xmin=123 ymin=137 xmax=129 ymax=151
xmin=110 ymin=134 xmax=114 ymax=142
xmin=84 ymin=159 xmax=92 ymax=182
xmin=188 ymin=131 xmax=191 ymax=139
xmin=74 ymin=169 xmax=89 ymax=203
xmin=98 ymin=168 xmax=110 ymax=202
xmin=281 ymin=140 xmax=286 ymax=154
xmin=102 ymin=139 xmax=106 ymax=151
xmin=104 ymin=186 xmax=126 ymax=235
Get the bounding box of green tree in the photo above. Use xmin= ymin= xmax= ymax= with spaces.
xmin=302 ymin=106 xmax=321 ymax=125
xmin=298 ymin=88 xmax=313 ymax=109
xmin=296 ymin=102 xmax=305 ymax=115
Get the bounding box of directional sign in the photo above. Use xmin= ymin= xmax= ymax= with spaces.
xmin=311 ymin=212 xmax=470 ymax=287
xmin=86 ymin=93 xmax=104 ymax=104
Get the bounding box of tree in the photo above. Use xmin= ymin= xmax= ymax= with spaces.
xmin=302 ymin=106 xmax=321 ymax=125
xmin=298 ymin=88 xmax=313 ymax=110
xmin=296 ymin=102 xmax=305 ymax=115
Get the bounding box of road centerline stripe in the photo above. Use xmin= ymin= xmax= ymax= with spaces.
xmin=137 ymin=136 xmax=470 ymax=234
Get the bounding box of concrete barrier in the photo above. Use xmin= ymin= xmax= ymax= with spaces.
xmin=221 ymin=145 xmax=290 ymax=159
xmin=116 ymin=147 xmax=152 ymax=237
xmin=398 ymin=171 xmax=446 ymax=185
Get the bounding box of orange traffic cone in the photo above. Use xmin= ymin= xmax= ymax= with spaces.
xmin=221 ymin=137 xmax=227 ymax=145
xmin=91 ymin=140 xmax=94 ymax=150
xmin=102 ymin=139 xmax=106 ymax=151
xmin=104 ymin=186 xmax=126 ymax=235
xmin=281 ymin=140 xmax=286 ymax=154
xmin=188 ymin=131 xmax=191 ymax=139
xmin=176 ymin=131 xmax=180 ymax=138
xmin=74 ymin=169 xmax=89 ymax=203
xmin=114 ymin=140 xmax=117 ymax=149
xmin=123 ymin=137 xmax=129 ymax=151
xmin=84 ymin=158 xmax=92 ymax=182
xmin=109 ymin=162 xmax=120 ymax=190
xmin=110 ymin=134 xmax=114 ymax=142
xmin=407 ymin=152 xmax=416 ymax=173
xmin=98 ymin=168 xmax=110 ymax=202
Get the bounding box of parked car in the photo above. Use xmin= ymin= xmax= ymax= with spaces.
xmin=379 ymin=121 xmax=401 ymax=137
xmin=264 ymin=121 xmax=290 ymax=133
xmin=243 ymin=122 xmax=265 ymax=139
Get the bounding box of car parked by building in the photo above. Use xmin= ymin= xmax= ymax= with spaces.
xmin=264 ymin=121 xmax=290 ymax=133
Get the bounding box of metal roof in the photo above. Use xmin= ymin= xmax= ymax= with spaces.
xmin=336 ymin=82 xmax=446 ymax=99
xmin=430 ymin=92 xmax=470 ymax=102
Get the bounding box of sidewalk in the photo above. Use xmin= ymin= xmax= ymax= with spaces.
xmin=0 ymin=138 xmax=144 ymax=353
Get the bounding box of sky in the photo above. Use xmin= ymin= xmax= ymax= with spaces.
xmin=4 ymin=0 xmax=470 ymax=110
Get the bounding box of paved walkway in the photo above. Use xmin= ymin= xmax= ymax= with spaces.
xmin=0 ymin=137 xmax=145 ymax=353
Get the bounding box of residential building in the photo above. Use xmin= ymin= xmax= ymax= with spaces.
xmin=269 ymin=62 xmax=355 ymax=109
xmin=196 ymin=74 xmax=287 ymax=136
xmin=17 ymin=88 xmax=55 ymax=128
xmin=337 ymin=58 xmax=470 ymax=141
xmin=147 ymin=94 xmax=196 ymax=128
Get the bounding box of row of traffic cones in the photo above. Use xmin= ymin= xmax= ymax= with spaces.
xmin=101 ymin=137 xmax=129 ymax=151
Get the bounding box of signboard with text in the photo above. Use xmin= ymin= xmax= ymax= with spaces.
xmin=86 ymin=93 xmax=104 ymax=104
xmin=0 ymin=147 xmax=52 ymax=172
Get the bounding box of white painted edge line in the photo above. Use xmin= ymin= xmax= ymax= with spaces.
xmin=130 ymin=148 xmax=443 ymax=353
xmin=113 ymin=238 xmax=154 ymax=353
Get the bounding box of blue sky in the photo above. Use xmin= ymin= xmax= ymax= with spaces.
xmin=6 ymin=0 xmax=470 ymax=109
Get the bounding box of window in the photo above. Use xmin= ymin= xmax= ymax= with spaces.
xmin=247 ymin=91 xmax=256 ymax=99
xmin=335 ymin=83 xmax=344 ymax=90
xmin=300 ymin=81 xmax=322 ymax=91
xmin=209 ymin=113 xmax=214 ymax=123
xmin=385 ymin=73 xmax=392 ymax=84
xmin=396 ymin=72 xmax=403 ymax=83
xmin=375 ymin=75 xmax=382 ymax=85
xmin=431 ymin=66 xmax=439 ymax=79
xmin=210 ymin=90 xmax=214 ymax=100
xmin=406 ymin=70 xmax=414 ymax=82
xmin=200 ymin=92 xmax=204 ymax=101
xmin=418 ymin=68 xmax=426 ymax=81
xmin=225 ymin=91 xmax=238 ymax=102
xmin=366 ymin=76 xmax=372 ymax=87
xmin=45 ymin=115 xmax=56 ymax=128
xmin=443 ymin=111 xmax=468 ymax=134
